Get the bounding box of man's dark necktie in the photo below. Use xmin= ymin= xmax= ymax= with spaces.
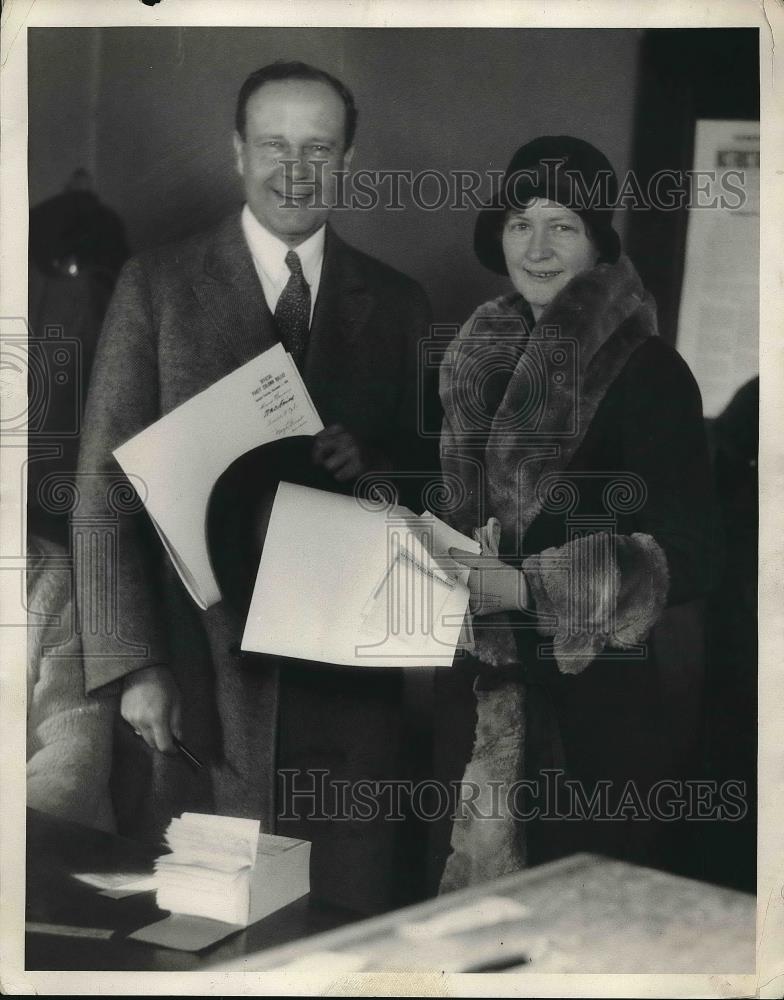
xmin=274 ymin=250 xmax=311 ymax=367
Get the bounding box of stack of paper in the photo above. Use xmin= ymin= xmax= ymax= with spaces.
xmin=154 ymin=814 xmax=261 ymax=926
xmin=151 ymin=812 xmax=310 ymax=931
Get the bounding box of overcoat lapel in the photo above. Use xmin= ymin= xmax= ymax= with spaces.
xmin=193 ymin=218 xmax=375 ymax=384
xmin=303 ymin=227 xmax=374 ymax=392
xmin=192 ymin=212 xmax=279 ymax=366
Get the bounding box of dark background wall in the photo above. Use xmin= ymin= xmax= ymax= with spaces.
xmin=28 ymin=26 xmax=643 ymax=327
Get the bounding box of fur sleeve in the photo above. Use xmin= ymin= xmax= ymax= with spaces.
xmin=522 ymin=531 xmax=670 ymax=675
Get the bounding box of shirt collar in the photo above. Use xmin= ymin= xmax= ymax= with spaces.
xmin=241 ymin=204 xmax=325 ymax=288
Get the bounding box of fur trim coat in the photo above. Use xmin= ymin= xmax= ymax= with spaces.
xmin=436 ymin=256 xmax=718 ymax=891
xmin=27 ymin=536 xmax=117 ymax=831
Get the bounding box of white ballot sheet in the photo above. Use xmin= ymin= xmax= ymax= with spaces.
xmin=241 ymin=483 xmax=478 ymax=667
xmin=113 ymin=344 xmax=323 ymax=609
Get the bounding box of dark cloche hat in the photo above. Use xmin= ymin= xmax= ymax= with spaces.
xmin=475 ymin=135 xmax=621 ymax=275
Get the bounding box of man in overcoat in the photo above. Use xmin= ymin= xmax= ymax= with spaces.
xmin=76 ymin=61 xmax=436 ymax=913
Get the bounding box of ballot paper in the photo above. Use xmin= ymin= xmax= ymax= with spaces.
xmin=418 ymin=510 xmax=478 ymax=651
xmin=155 ymin=813 xmax=261 ymax=925
xmin=72 ymin=871 xmax=157 ymax=899
xmin=133 ymin=813 xmax=310 ymax=949
xmin=113 ymin=344 xmax=323 ymax=609
xmin=241 ymin=483 xmax=479 ymax=667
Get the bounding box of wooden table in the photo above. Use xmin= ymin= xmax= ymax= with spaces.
xmin=25 ymin=808 xmax=756 ymax=974
xmin=213 ymin=852 xmax=757 ymax=975
xmin=25 ymin=808 xmax=358 ymax=971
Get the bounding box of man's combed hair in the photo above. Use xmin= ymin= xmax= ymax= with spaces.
xmin=235 ymin=61 xmax=358 ymax=149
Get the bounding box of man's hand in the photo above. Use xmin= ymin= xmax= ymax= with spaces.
xmin=121 ymin=664 xmax=182 ymax=754
xmin=449 ymin=547 xmax=530 ymax=617
xmin=312 ymin=424 xmax=390 ymax=482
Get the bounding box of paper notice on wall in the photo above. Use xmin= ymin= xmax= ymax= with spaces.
xmin=676 ymin=119 xmax=759 ymax=418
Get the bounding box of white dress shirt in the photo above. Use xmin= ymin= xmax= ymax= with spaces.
xmin=240 ymin=204 xmax=325 ymax=325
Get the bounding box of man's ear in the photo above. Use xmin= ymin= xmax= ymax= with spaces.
xmin=232 ymin=131 xmax=245 ymax=178
xmin=343 ymin=145 xmax=355 ymax=170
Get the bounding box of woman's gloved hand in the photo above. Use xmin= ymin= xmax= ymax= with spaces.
xmin=449 ymin=548 xmax=530 ymax=616
xmin=449 ymin=517 xmax=529 ymax=617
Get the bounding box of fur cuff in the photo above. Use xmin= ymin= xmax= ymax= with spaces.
xmin=522 ymin=532 xmax=669 ymax=675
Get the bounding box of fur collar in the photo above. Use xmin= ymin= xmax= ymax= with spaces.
xmin=439 ymin=254 xmax=658 ymax=667
xmin=440 ymin=254 xmax=658 ymax=542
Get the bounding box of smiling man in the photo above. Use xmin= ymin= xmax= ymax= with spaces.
xmin=77 ymin=61 xmax=436 ymax=913
xmin=234 ymin=73 xmax=352 ymax=246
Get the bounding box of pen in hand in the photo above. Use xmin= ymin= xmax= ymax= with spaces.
xmin=172 ymin=736 xmax=204 ymax=770
xmin=124 ymin=719 xmax=204 ymax=770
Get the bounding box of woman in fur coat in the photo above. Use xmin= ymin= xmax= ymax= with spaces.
xmin=27 ymin=535 xmax=117 ymax=831
xmin=436 ymin=137 xmax=720 ymax=892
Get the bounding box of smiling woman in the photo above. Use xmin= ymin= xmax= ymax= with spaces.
xmin=502 ymin=200 xmax=600 ymax=318
xmin=436 ymin=135 xmax=719 ymax=893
